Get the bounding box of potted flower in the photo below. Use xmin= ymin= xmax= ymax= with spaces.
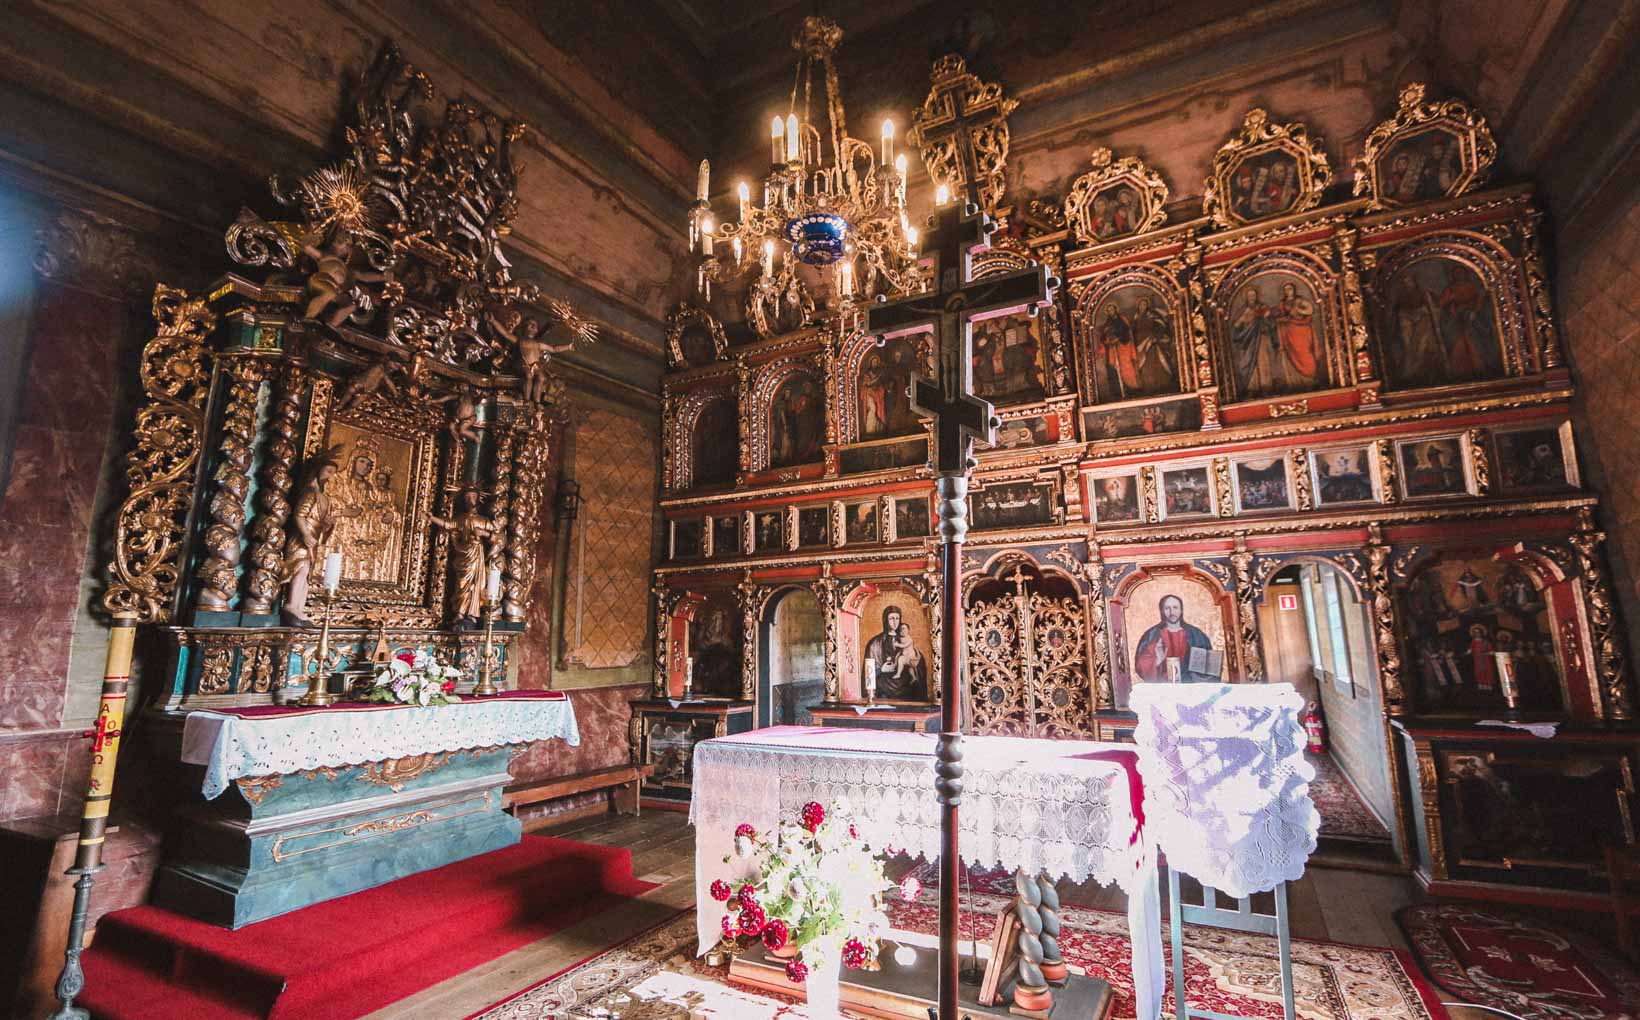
xmin=357 ymin=649 xmax=463 ymax=707
xmin=711 ymin=798 xmax=893 ymax=1017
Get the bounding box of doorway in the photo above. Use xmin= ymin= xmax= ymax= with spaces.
xmin=1261 ymin=562 xmax=1397 ymax=854
xmin=965 ymin=567 xmax=1092 ymax=738
xmin=758 ymin=587 xmax=826 ymax=728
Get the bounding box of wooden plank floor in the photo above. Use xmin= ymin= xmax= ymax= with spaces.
xmin=365 ymin=808 xmax=1427 ymax=1018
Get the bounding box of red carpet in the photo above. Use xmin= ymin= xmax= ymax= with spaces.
xmin=1308 ymin=751 xmax=1391 ymax=842
xmin=1399 ymin=903 xmax=1640 ymax=1020
xmin=77 ymin=835 xmax=656 ymax=1020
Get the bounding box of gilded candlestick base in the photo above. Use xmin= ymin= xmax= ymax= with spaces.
xmin=472 ymin=603 xmax=499 ymax=697
xmin=299 ymin=590 xmax=337 ymax=706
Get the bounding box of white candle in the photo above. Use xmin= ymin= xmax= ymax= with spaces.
xmin=771 ymin=115 xmax=785 ymax=165
xmin=737 ymin=181 xmax=750 ymax=222
xmin=700 ymin=214 xmax=713 ymax=255
xmin=696 ymin=158 xmax=710 ymax=202
xmin=881 ymin=118 xmax=895 ymax=166
xmin=322 ymin=551 xmax=342 ymax=594
xmin=731 ymin=235 xmax=743 ymax=264
xmin=762 ymin=238 xmax=775 ymax=275
xmin=486 ymin=566 xmax=502 ymax=602
xmin=785 ymin=114 xmax=800 ymax=163
xmin=935 ymin=183 xmax=950 ymax=206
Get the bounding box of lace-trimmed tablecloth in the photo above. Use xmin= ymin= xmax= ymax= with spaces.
xmin=689 ymin=726 xmax=1163 ymax=1020
xmin=181 ymin=693 xmax=580 ymax=799
xmin=1129 ymin=682 xmax=1318 ymax=898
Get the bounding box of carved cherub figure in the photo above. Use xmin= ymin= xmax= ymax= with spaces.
xmin=334 ymin=362 xmax=400 ymax=412
xmin=427 ymin=387 xmax=483 ymax=444
xmin=490 ymin=301 xmax=594 ymax=404
xmin=300 ymin=231 xmax=391 ymax=327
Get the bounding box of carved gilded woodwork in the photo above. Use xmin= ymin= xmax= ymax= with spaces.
xmin=242 ymin=363 xmax=306 ymax=614
xmin=235 ymin=774 xmax=284 ymax=806
xmin=1228 ymin=544 xmax=1265 ymax=682
xmin=195 ymin=357 xmax=265 ymax=612
xmin=357 ymin=752 xmax=454 ymax=792
xmin=104 ymin=287 xmax=216 ymax=623
xmin=1572 ymin=510 xmax=1632 ymax=720
xmin=665 ymin=303 xmax=729 ymax=369
xmin=1335 ymin=228 xmax=1378 ymax=388
xmin=813 ymin=568 xmax=843 ymax=701
xmin=905 ymin=54 xmax=1017 ymax=211
xmin=1518 ymin=208 xmax=1564 ymax=370
xmin=1201 ymin=109 xmax=1333 ymax=230
xmin=33 ymin=209 xmax=151 ymax=300
xmin=1364 ymin=529 xmax=1406 ymax=713
xmin=1061 ymin=148 xmax=1169 ymax=247
xmin=966 ymin=570 xmax=1091 ymax=738
xmin=1073 ymin=261 xmax=1196 ymax=404
xmin=1414 ymin=745 xmax=1448 ymax=878
xmin=1353 ymin=84 xmax=1498 ymax=211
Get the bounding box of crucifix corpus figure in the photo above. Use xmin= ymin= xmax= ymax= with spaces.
xmin=865 ymin=198 xmax=1057 ymax=1020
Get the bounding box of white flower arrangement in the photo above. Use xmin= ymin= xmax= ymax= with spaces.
xmin=359 ymin=649 xmax=464 ymax=707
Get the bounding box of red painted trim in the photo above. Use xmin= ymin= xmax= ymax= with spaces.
xmin=1220 ymin=387 xmax=1359 ymax=424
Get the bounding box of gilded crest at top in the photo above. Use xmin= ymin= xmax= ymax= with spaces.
xmin=906 ymin=54 xmax=1019 ymax=211
xmin=1201 ymin=108 xmax=1333 ymax=230
xmin=1061 ymin=148 xmax=1169 ymax=246
xmin=665 ymin=303 xmax=729 ymax=369
xmin=1353 ymin=83 xmax=1498 ymax=210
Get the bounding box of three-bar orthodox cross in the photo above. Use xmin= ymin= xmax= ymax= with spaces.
xmin=865 ymin=200 xmax=1057 ymax=1020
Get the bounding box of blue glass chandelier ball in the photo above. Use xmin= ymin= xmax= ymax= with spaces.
xmin=784 ymin=213 xmax=852 ymax=266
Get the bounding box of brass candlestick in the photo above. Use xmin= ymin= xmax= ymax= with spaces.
xmin=299 ymin=589 xmax=337 ymax=706
xmin=472 ymin=598 xmax=499 ymax=697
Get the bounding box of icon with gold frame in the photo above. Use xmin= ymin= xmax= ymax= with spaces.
xmin=1353 ymin=83 xmax=1497 ymax=211
xmin=1061 ymin=147 xmax=1170 ymax=246
xmin=1201 ymin=108 xmax=1333 ymax=230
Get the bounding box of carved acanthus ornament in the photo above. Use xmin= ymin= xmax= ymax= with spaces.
xmin=906 ymin=54 xmax=1018 ymax=211
xmin=1519 ymin=208 xmax=1564 ymax=370
xmin=1336 ymin=228 xmax=1376 ymax=386
xmin=1228 ymin=543 xmax=1265 ymax=683
xmin=1212 ymin=457 xmax=1234 ymax=518
xmin=33 ymin=208 xmax=150 ymax=300
xmin=1061 ymin=148 xmax=1169 ymax=246
xmin=1571 ymin=510 xmax=1631 ymax=719
xmin=813 ymin=566 xmax=843 ymax=700
xmin=1289 ymin=450 xmax=1314 ymax=512
xmin=1139 ymin=466 xmax=1159 ymax=523
xmin=1364 ymin=526 xmax=1405 ymax=713
xmin=1374 ymin=439 xmax=1400 ymax=505
xmin=734 ymin=572 xmax=763 ymax=701
xmin=104 ymin=287 xmax=216 ymax=622
xmin=1179 ymin=234 xmax=1216 ymax=392
xmin=1468 ymin=428 xmax=1492 ymax=495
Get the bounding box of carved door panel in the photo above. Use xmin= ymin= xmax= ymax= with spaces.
xmin=968 ymin=598 xmax=1031 ymax=735
xmin=966 ymin=576 xmax=1093 ymax=738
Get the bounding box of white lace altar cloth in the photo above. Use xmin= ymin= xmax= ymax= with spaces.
xmin=1129 ymin=682 xmax=1318 ymax=899
xmin=689 ymin=726 xmax=1164 ymax=1020
xmin=181 ymin=695 xmax=579 ymax=799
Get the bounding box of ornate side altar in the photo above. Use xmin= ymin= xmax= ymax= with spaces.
xmin=90 ymin=44 xmax=596 ymax=926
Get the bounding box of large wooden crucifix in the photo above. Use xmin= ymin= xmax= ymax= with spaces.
xmin=866 ymin=200 xmax=1056 ymax=1020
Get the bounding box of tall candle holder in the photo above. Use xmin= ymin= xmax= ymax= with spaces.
xmin=473 ymin=597 xmax=500 ymax=697
xmin=299 ymin=588 xmax=338 ymax=706
xmin=864 ymin=657 xmax=878 ymax=706
xmin=683 ymin=657 xmax=694 ymax=701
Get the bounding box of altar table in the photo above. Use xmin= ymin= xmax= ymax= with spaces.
xmin=690 ymin=726 xmax=1163 ymax=1020
xmin=159 ymin=691 xmax=579 ymax=927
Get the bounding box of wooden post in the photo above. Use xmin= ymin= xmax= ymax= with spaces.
xmin=867 ymin=195 xmax=1055 ymax=1020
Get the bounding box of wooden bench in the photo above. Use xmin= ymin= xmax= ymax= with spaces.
xmin=503 ymin=764 xmax=654 ymax=831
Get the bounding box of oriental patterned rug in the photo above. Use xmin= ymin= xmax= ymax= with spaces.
xmin=1308 ymin=752 xmax=1391 ymax=842
xmin=473 ymin=894 xmax=1445 ymax=1020
xmin=1398 ymin=903 xmax=1640 ymax=1020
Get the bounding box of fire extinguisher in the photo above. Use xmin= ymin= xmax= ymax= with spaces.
xmin=1303 ymin=700 xmax=1327 ymax=755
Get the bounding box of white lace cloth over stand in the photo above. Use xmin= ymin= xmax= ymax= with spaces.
xmin=1129 ymin=682 xmax=1318 ymax=898
xmin=181 ymin=698 xmax=580 ymax=799
xmin=689 ymin=726 xmax=1163 ymax=1020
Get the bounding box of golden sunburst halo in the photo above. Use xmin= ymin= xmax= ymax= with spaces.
xmin=548 ymin=298 xmax=599 ymax=346
xmin=301 ymin=165 xmax=378 ymax=234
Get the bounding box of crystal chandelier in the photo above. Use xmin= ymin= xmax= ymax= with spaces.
xmin=689 ymin=16 xmax=921 ymax=315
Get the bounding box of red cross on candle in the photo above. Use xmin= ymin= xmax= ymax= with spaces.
xmin=91 ymin=712 xmax=122 ymax=752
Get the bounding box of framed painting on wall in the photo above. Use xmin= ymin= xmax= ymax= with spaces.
xmin=1232 ymin=455 xmax=1293 ymax=513
xmin=1396 ymin=435 xmax=1472 ymax=499
xmin=1493 ymin=422 xmax=1577 ymax=492
xmin=1160 ymin=464 xmax=1214 ymax=519
xmin=1091 ymin=471 xmax=1143 ymax=525
xmin=844 ymin=501 xmax=879 ymax=544
xmin=1310 ymin=445 xmax=1378 ymax=506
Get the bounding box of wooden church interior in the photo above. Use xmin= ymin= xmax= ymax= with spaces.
xmin=2 ymin=1 xmax=1640 ymax=1018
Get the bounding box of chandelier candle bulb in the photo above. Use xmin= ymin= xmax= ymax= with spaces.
xmin=935 ymin=183 xmax=950 ymax=206
xmin=701 ymin=215 xmax=714 ymax=255
xmin=738 ymin=180 xmax=750 ymax=220
xmin=322 ymin=551 xmax=342 ymax=594
xmin=732 ymin=235 xmax=743 ymax=263
xmin=696 ymin=158 xmax=710 ymax=203
xmin=762 ymin=238 xmax=775 ymax=275
xmin=881 ymin=118 xmax=895 ymax=165
xmin=786 ymin=114 xmax=800 ymax=162
xmin=771 ymin=115 xmax=785 ymax=165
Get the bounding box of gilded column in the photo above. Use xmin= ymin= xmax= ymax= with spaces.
xmin=242 ymin=362 xmax=304 ymax=614
xmin=194 ymin=357 xmax=264 ymax=612
xmin=735 ymin=571 xmax=761 ymax=701
xmin=490 ymin=419 xmax=517 ymax=610
xmin=923 ymin=555 xmax=944 ymax=696
xmin=1085 ymin=550 xmax=1113 ymax=711
xmin=1571 ymin=509 xmax=1632 ymax=719
xmin=651 ymin=582 xmax=673 ymax=697
xmin=814 ymin=566 xmax=842 ymax=701
xmin=504 ymin=413 xmax=551 ymax=621
xmin=1364 ymin=525 xmax=1406 ymax=713
xmin=1228 ymin=542 xmax=1265 ymax=682
xmin=735 ymin=357 xmax=753 ymax=477
xmin=1337 ymin=227 xmax=1379 ymax=390
xmin=1520 ymin=207 xmax=1564 ymax=371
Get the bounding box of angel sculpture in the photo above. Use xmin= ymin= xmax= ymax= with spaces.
xmin=427 ymin=388 xmax=483 ymax=444
xmin=334 ymin=362 xmax=400 ymax=412
xmin=300 ymin=231 xmax=392 ymax=327
xmin=491 ymin=300 xmax=596 ymax=404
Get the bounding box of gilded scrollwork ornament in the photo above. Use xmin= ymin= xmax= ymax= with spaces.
xmin=1290 ymin=449 xmax=1314 ymax=512
xmin=1353 ymin=83 xmax=1497 ymax=210
xmin=1519 ymin=208 xmax=1564 ymax=370
xmin=1061 ymin=148 xmax=1169 ymax=246
xmin=906 ymin=54 xmax=1018 ymax=211
xmin=242 ymin=363 xmax=306 ymax=614
xmin=194 ymin=357 xmax=264 ymax=612
xmin=1201 ymin=108 xmax=1333 ymax=230
xmin=1364 ymin=526 xmax=1406 ymax=712
xmin=1571 ymin=509 xmax=1631 ymax=719
xmin=1212 ymin=457 xmax=1234 ymax=518
xmin=104 ymin=286 xmax=216 ymax=623
xmin=734 ymin=572 xmax=762 ymax=701
xmin=1229 ymin=544 xmax=1265 ymax=682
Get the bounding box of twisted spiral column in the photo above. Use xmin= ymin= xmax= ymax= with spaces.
xmin=1012 ymin=869 xmax=1053 ymax=1011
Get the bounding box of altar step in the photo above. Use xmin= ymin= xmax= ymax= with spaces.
xmin=77 ymin=834 xmax=656 ymax=1020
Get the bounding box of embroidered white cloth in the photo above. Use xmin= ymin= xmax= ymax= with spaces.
xmin=1130 ymin=682 xmax=1318 ymax=898
xmin=181 ymin=695 xmax=579 ymax=799
xmin=689 ymin=726 xmax=1163 ymax=1020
